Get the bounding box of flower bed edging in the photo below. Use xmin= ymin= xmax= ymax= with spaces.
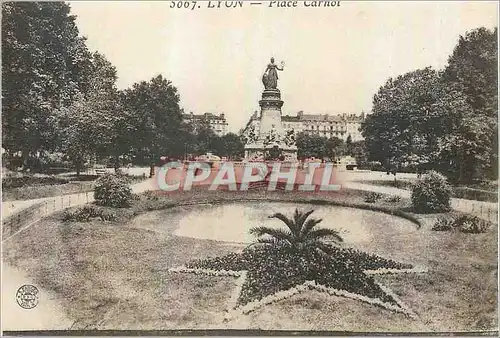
xmin=168 ymin=266 xmax=242 ymax=277
xmin=364 ymin=266 xmax=428 ymax=275
xmin=225 ymin=283 xmax=310 ymax=320
xmin=228 ymin=271 xmax=247 ymax=310
xmin=168 ymin=265 xmax=423 ymax=320
xmin=375 ymin=281 xmax=418 ymax=319
xmin=305 ymin=281 xmax=413 ymax=317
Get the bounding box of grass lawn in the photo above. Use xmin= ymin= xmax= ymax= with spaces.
xmin=2 ymin=181 xmax=95 ymax=201
xmin=2 ymin=187 xmax=497 ymax=332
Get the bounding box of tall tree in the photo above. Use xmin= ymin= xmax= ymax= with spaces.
xmin=59 ymin=52 xmax=120 ymax=175
xmin=350 ymin=140 xmax=368 ymax=166
xmin=325 ymin=137 xmax=345 ymax=160
xmin=122 ymin=75 xmax=182 ymax=174
xmin=2 ymin=2 xmax=91 ymax=168
xmin=190 ymin=118 xmax=217 ymax=156
xmin=442 ymin=27 xmax=498 ymax=180
xmin=362 ymin=68 xmax=454 ymax=173
xmin=212 ymin=133 xmax=244 ymax=159
xmin=295 ymin=133 xmax=327 ymax=160
xmin=345 ymin=134 xmax=353 ymax=155
xmin=442 ymin=27 xmax=497 ymax=117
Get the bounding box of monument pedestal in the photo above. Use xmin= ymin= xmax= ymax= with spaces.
xmin=245 ymin=89 xmax=297 ymax=161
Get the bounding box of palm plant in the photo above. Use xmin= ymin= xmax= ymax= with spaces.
xmin=249 ymin=208 xmax=343 ymax=253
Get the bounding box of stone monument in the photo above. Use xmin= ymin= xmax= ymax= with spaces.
xmin=244 ymin=58 xmax=298 ymax=161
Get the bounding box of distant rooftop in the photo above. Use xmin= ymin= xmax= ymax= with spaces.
xmin=281 ymin=111 xmax=366 ymax=122
xmin=182 ymin=112 xmax=227 ymax=120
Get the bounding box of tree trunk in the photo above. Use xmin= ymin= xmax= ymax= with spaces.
xmin=21 ymin=149 xmax=29 ymax=172
xmin=149 ymin=164 xmax=155 ymax=178
xmin=113 ymin=156 xmax=120 ymax=174
xmin=76 ymin=162 xmax=81 ymax=176
xmin=458 ymin=151 xmax=466 ymax=184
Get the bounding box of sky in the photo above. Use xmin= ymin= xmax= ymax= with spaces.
xmin=68 ymin=0 xmax=498 ymax=132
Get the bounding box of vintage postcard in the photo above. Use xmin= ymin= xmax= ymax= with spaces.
xmin=1 ymin=0 xmax=498 ymax=335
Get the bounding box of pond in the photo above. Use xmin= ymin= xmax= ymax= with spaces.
xmin=169 ymin=202 xmax=418 ymax=246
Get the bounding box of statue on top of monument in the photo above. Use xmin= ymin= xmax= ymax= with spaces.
xmin=262 ymin=57 xmax=284 ymax=90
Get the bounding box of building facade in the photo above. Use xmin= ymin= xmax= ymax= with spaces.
xmin=241 ymin=111 xmax=366 ymax=142
xmin=182 ymin=112 xmax=229 ymax=136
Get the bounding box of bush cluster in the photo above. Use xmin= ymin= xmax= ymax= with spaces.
xmin=94 ymin=174 xmax=132 ymax=208
xmin=364 ymin=192 xmax=382 ymax=203
xmin=432 ymin=215 xmax=491 ymax=233
xmin=411 ymin=171 xmax=452 ymax=213
xmin=432 ymin=217 xmax=455 ymax=231
xmin=62 ymin=205 xmax=117 ymax=222
xmin=384 ymin=195 xmax=402 ymax=203
xmin=454 ymin=215 xmax=491 ymax=233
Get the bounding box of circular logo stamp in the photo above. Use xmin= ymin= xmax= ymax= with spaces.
xmin=16 ymin=284 xmax=39 ymax=309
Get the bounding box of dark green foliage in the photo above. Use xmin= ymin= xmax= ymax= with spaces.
xmin=249 ymin=208 xmax=343 ymax=253
xmin=454 ymin=215 xmax=491 ymax=234
xmin=59 ymin=53 xmax=122 ymax=175
xmin=187 ymin=244 xmax=412 ymax=307
xmin=432 ymin=217 xmax=455 ymax=231
xmin=2 ymin=2 xmax=91 ymax=165
xmin=362 ymin=27 xmax=497 ymax=183
xmin=432 ymin=214 xmax=492 ymax=233
xmin=211 ymin=133 xmax=245 ymax=159
xmin=121 ymin=75 xmax=183 ymax=164
xmin=93 ymin=174 xmax=132 ymax=208
xmin=62 ymin=205 xmax=117 ymax=222
xmin=411 ymin=171 xmax=452 ymax=213
xmin=296 ymin=133 xmax=345 ymax=160
xmin=384 ymin=195 xmax=402 ymax=203
xmin=364 ymin=192 xmax=383 ymax=203
xmin=361 ymin=67 xmax=446 ymax=172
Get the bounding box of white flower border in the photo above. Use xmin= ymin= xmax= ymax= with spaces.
xmin=364 ymin=265 xmax=428 ymax=275
xmin=168 ymin=263 xmax=427 ymax=320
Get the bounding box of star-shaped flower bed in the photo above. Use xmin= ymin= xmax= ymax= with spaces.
xmin=169 ymin=209 xmax=427 ymax=319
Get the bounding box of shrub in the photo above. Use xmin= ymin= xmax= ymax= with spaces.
xmin=62 ymin=205 xmax=117 ymax=222
xmin=431 ymin=215 xmax=491 ymax=233
xmin=364 ymin=192 xmax=382 ymax=203
xmin=144 ymin=190 xmax=159 ymax=201
xmin=411 ymin=171 xmax=452 ymax=213
xmin=384 ymin=195 xmax=402 ymax=203
xmin=94 ymin=174 xmax=132 ymax=208
xmin=432 ymin=217 xmax=455 ymax=231
xmin=454 ymin=215 xmax=491 ymax=234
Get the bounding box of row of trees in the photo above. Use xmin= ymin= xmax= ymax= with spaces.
xmin=2 ymin=2 xmax=245 ymax=175
xmin=361 ymin=27 xmax=498 ymax=183
xmin=295 ymin=133 xmax=367 ymax=163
